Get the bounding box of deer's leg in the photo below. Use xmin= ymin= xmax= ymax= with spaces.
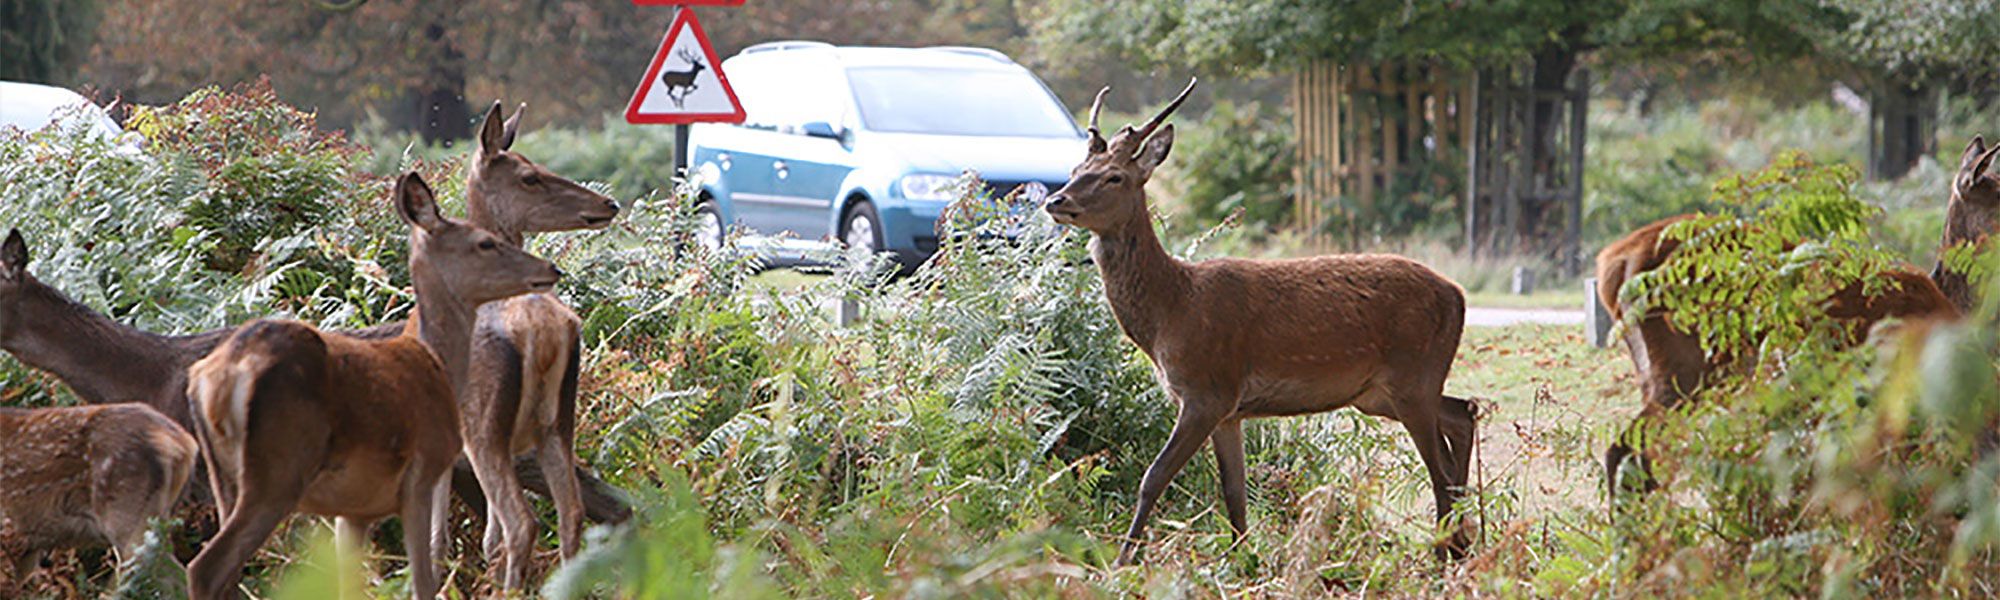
xmin=1610 ymin=319 xmax=1701 ymax=497
xmin=466 ymin=430 xmax=534 ymax=589
xmin=473 ymin=455 xmax=632 ymax=525
xmin=1119 ymin=395 xmax=1228 ymax=565
xmin=191 ymin=415 xmax=237 ymax=522
xmin=333 ymin=517 xmax=374 ymax=599
xmin=541 ymin=331 xmax=587 ymax=557
xmin=1394 ymin=380 xmax=1466 ymax=560
xmin=1439 ymin=395 xmax=1478 ymax=490
xmin=1209 ymin=419 xmax=1249 ymax=537
xmin=463 ymin=332 xmax=538 ymax=590
xmin=401 ymin=467 xmax=448 ymax=600
xmin=537 ymin=440 xmax=585 ymax=559
xmin=428 ymin=467 xmax=451 ymax=570
xmin=187 ymin=482 xmax=303 ymax=600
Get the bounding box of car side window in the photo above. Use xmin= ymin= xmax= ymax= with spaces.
xmin=736 ymin=61 xmax=848 ymax=135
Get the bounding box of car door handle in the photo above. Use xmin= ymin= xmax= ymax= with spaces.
xmin=773 ymin=160 xmax=789 ymax=180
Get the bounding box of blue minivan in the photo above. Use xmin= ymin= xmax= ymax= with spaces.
xmin=685 ymin=42 xmax=1085 ymax=269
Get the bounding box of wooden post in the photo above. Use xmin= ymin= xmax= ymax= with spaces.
xmin=1566 ymin=68 xmax=1589 ymax=275
xmin=1464 ymin=71 xmax=1480 ymax=257
xmin=1585 ymin=277 xmax=1613 ymax=348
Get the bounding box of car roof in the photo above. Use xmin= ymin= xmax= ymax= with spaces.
xmin=728 ymin=43 xmax=1022 ymax=73
xmin=0 ymin=81 xmax=116 ymax=135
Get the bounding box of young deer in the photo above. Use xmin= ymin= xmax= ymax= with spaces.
xmin=0 ymin=402 xmax=196 ymax=590
xmin=0 ymin=102 xmax=630 ymax=527
xmin=1044 ymin=80 xmax=1477 ymax=563
xmin=1596 ymin=136 xmax=1998 ymax=492
xmin=184 ymin=173 xmax=561 ymax=600
xmin=457 ymin=101 xmax=618 ymax=588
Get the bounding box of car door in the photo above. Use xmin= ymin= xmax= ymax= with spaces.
xmin=720 ymin=57 xmax=854 ymax=240
xmin=767 ymin=124 xmax=856 ymax=239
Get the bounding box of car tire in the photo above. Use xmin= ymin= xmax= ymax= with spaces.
xmin=693 ymin=201 xmax=724 ymax=252
xmin=840 ymin=199 xmax=884 ymax=254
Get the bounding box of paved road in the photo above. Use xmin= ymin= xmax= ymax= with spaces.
xmin=1466 ymin=307 xmax=1586 ymax=327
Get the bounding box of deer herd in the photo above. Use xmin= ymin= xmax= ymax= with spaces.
xmin=0 ymin=80 xmax=1994 ymax=596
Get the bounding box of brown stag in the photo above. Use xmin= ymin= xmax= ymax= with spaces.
xmin=1597 ymin=136 xmax=2000 ymax=492
xmin=0 ymin=103 xmax=629 ymax=529
xmin=183 ymin=173 xmax=560 ymax=600
xmin=0 ymin=400 xmax=196 ymax=590
xmin=1043 ymin=79 xmax=1477 ymax=563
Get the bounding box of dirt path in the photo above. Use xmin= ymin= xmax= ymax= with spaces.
xmin=1466 ymin=307 xmax=1586 ymax=327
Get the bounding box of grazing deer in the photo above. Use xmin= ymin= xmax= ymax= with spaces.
xmin=659 ymin=48 xmax=707 ymax=108
xmin=184 ymin=173 xmax=560 ymax=600
xmin=457 ymin=101 xmax=618 ymax=588
xmin=1044 ymin=79 xmax=1476 ymax=563
xmin=0 ymin=402 xmax=196 ymax=590
xmin=1597 ymin=137 xmax=1999 ymax=493
xmin=0 ymin=103 xmax=630 ymax=528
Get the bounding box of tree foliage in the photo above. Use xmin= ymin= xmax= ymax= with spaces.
xmin=79 ymin=0 xmax=1040 ymax=136
xmin=1029 ymin=0 xmax=1837 ymax=76
xmin=1823 ymin=0 xmax=2000 ymax=86
xmin=0 ymin=0 xmax=101 ymax=84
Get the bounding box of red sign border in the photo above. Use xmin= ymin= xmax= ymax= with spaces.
xmin=624 ymin=8 xmax=746 ymax=125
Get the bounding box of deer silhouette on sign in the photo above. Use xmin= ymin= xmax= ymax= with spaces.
xmin=659 ymin=48 xmax=707 ymax=109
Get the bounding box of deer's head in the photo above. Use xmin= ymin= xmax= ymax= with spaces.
xmin=1949 ymin=135 xmax=2000 ymax=230
xmin=1044 ymin=79 xmax=1196 ymax=236
xmin=397 ymin=171 xmax=562 ymax=305
xmin=467 ymin=102 xmax=620 ymax=238
xmin=679 ymin=49 xmax=706 ymax=71
xmin=0 ymin=229 xmax=39 ymax=339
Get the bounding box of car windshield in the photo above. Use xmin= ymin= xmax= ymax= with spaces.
xmin=847 ymin=67 xmax=1080 ymax=138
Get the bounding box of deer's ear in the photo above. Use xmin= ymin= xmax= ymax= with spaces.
xmin=394 ymin=172 xmax=447 ymax=231
xmin=1964 ymin=137 xmax=2000 ymax=194
xmin=1136 ymin=124 xmax=1175 ymax=175
xmin=478 ymin=101 xmax=507 ymax=157
xmin=500 ymin=102 xmax=525 ymax=151
xmin=0 ymin=229 xmax=28 ymax=276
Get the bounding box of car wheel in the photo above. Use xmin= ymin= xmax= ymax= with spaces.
xmin=693 ymin=202 xmax=724 ymax=252
xmin=841 ymin=200 xmax=883 ymax=254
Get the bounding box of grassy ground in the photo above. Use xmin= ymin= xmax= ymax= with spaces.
xmin=1449 ymin=324 xmax=1636 ymax=522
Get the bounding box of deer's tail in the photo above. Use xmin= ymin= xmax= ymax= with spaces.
xmin=188 ymin=320 xmax=329 ymax=488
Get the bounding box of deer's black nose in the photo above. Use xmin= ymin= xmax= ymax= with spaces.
xmin=607 ymin=198 xmax=621 ymax=212
xmin=1044 ymin=194 xmax=1068 ymax=210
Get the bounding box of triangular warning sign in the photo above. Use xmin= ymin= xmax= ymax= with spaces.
xmin=625 ymin=9 xmax=745 ymax=124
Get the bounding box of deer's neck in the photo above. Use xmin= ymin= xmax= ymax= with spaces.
xmin=407 ymin=268 xmax=480 ymax=393
xmin=1934 ymin=200 xmax=1998 ymax=312
xmin=464 ymin=187 xmax=527 ymax=247
xmin=1 ymin=279 xmax=200 ymax=406
xmin=1092 ymin=221 xmax=1189 ymax=351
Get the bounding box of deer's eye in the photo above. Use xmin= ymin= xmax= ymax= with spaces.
xmin=521 ymin=174 xmax=542 ymax=186
xmin=1106 ymin=174 xmax=1125 ymax=185
xmin=478 ymin=240 xmax=498 ymax=251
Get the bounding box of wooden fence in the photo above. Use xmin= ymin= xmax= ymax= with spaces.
xmin=1292 ymin=61 xmax=1470 ymax=247
xmin=1293 ymin=60 xmax=1589 ymax=272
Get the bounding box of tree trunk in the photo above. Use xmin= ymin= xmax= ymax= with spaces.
xmin=1518 ymin=45 xmax=1577 ymax=256
xmin=409 ymin=18 xmax=469 ymax=143
xmin=1869 ymin=77 xmax=1935 ymax=181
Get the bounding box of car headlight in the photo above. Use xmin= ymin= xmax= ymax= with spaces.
xmin=898 ymin=174 xmax=960 ymax=201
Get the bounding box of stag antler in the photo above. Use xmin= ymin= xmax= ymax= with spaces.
xmin=1133 ymin=77 xmax=1197 ymax=146
xmin=1086 ymin=86 xmax=1110 ymax=153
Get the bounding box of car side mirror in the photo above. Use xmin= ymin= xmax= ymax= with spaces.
xmin=801 ymin=121 xmax=841 ymax=140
